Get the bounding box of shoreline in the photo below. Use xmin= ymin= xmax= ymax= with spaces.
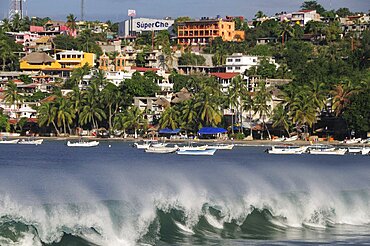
xmin=3 ymin=136 xmax=369 ymax=147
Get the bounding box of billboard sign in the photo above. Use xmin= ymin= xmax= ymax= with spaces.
xmin=128 ymin=9 xmax=136 ymax=17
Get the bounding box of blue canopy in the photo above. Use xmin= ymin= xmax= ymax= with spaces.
xmin=159 ymin=128 xmax=181 ymax=134
xmin=198 ymin=127 xmax=228 ymax=135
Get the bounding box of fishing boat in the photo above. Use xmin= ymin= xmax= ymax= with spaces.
xmin=347 ymin=147 xmax=363 ymax=154
xmin=345 ymin=138 xmax=361 ymax=144
xmin=0 ymin=138 xmax=19 ymax=144
xmin=18 ymin=139 xmax=44 ymax=145
xmin=272 ymin=137 xmax=285 ymax=142
xmin=361 ymin=147 xmax=370 ymax=156
xmin=145 ymin=146 xmax=178 ymax=154
xmin=66 ymin=140 xmax=99 ymax=147
xmin=176 ymin=149 xmax=217 ymax=156
xmin=360 ymin=138 xmax=370 ymax=144
xmin=308 ymin=145 xmax=347 ymax=155
xmin=268 ymin=145 xmax=308 ymax=154
xmin=284 ymin=135 xmax=298 ymax=142
xmin=151 ymin=142 xmax=168 ymax=148
xmin=133 ymin=140 xmax=159 ymax=149
xmin=178 ymin=145 xmax=208 ymax=151
xmin=207 ymin=144 xmax=234 ymax=150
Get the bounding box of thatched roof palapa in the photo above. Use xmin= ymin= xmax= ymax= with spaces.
xmin=21 ymin=52 xmax=55 ymax=64
xmin=171 ymin=88 xmax=192 ymax=104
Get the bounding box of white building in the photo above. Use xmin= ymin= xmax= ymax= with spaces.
xmin=225 ymin=53 xmax=277 ymax=75
xmin=291 ymin=10 xmax=321 ymax=26
xmin=119 ymin=18 xmax=174 ymax=37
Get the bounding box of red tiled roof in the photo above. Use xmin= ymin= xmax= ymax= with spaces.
xmin=210 ymin=72 xmax=239 ymax=80
xmin=131 ymin=66 xmax=159 ymax=72
xmin=299 ymin=9 xmax=314 ymax=13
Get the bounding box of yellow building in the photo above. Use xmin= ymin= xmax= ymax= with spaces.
xmin=177 ymin=19 xmax=245 ymax=45
xmin=20 ymin=50 xmax=96 ymax=71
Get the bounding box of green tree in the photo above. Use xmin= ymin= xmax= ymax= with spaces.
xmin=331 ymin=80 xmax=359 ymax=117
xmin=178 ymin=52 xmax=206 ymax=66
xmin=66 ymin=14 xmax=77 ymax=35
xmin=159 ymin=106 xmax=180 ymax=130
xmin=300 ymin=1 xmax=326 ymax=15
xmin=123 ymin=106 xmax=147 ymax=138
xmin=272 ymin=104 xmax=291 ymax=136
xmin=79 ymin=95 xmax=106 ymax=130
xmin=55 ymin=97 xmax=75 ymax=134
xmin=4 ymin=81 xmax=22 ymax=114
xmin=37 ymin=102 xmax=60 ymax=135
xmin=53 ymin=35 xmax=79 ymax=50
xmin=336 ymin=8 xmax=353 ymax=18
xmin=253 ymin=81 xmax=272 ymax=139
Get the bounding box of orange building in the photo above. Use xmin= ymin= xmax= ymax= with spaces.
xmin=177 ymin=19 xmax=245 ymax=45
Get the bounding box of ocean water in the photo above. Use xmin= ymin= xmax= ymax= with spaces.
xmin=0 ymin=141 xmax=369 ymax=245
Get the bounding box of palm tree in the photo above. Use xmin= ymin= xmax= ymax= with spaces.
xmin=331 ymin=81 xmax=359 ymax=117
xmin=37 ymin=102 xmax=60 ymax=135
xmin=242 ymin=92 xmax=254 ymax=138
xmin=159 ymin=106 xmax=180 ymax=130
xmin=101 ymin=83 xmax=119 ymax=130
xmin=0 ymin=40 xmax=15 ymax=71
xmin=55 ymin=97 xmax=75 ymax=134
xmin=253 ymin=81 xmax=272 ymax=139
xmin=70 ymin=63 xmax=91 ymax=87
xmin=279 ymin=21 xmax=294 ymax=46
xmin=91 ymin=69 xmax=108 ymax=88
xmin=305 ymin=80 xmax=327 ymax=113
xmin=68 ymin=86 xmax=85 ymax=128
xmin=289 ymin=93 xmax=317 ymax=137
xmin=1 ymin=19 xmax=12 ymax=32
xmin=11 ymin=14 xmax=21 ymax=32
xmin=66 ymin=14 xmax=77 ymax=35
xmin=79 ymin=95 xmax=106 ymax=129
xmin=194 ymin=91 xmax=222 ymax=128
xmin=272 ymin=104 xmax=290 ymax=137
xmin=124 ymin=106 xmax=147 ymax=139
xmin=4 ymin=81 xmax=22 ymax=117
xmin=180 ymin=100 xmax=198 ymax=133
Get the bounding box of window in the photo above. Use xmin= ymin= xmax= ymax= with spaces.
xmin=235 ymin=66 xmax=241 ymax=70
xmin=253 ymin=59 xmax=257 ymax=63
xmin=227 ymin=59 xmax=233 ymax=62
xmin=235 ymin=58 xmax=241 ymax=62
xmin=227 ymin=67 xmax=232 ymax=70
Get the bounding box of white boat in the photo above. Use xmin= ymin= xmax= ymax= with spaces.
xmin=176 ymin=149 xmax=217 ymax=156
xmin=347 ymin=147 xmax=363 ymax=154
xmin=0 ymin=139 xmax=19 ymax=144
xmin=134 ymin=140 xmax=159 ymax=149
xmin=178 ymin=145 xmax=208 ymax=151
xmin=207 ymin=144 xmax=234 ymax=150
xmin=345 ymin=138 xmax=361 ymax=144
xmin=272 ymin=137 xmax=285 ymax=142
xmin=309 ymin=145 xmax=347 ymax=155
xmin=361 ymin=147 xmax=370 ymax=156
xmin=67 ymin=140 xmax=99 ymax=147
xmin=268 ymin=145 xmax=308 ymax=155
xmin=145 ymin=146 xmax=178 ymax=154
xmin=18 ymin=139 xmax=44 ymax=145
xmin=360 ymin=138 xmax=370 ymax=144
xmin=284 ymin=135 xmax=298 ymax=142
xmin=151 ymin=142 xmax=168 ymax=148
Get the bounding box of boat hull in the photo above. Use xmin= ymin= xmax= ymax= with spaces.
xmin=67 ymin=141 xmax=99 ymax=147
xmin=309 ymin=149 xmax=347 ymax=155
xmin=145 ymin=146 xmax=178 ymax=154
xmin=176 ymin=149 xmax=216 ymax=156
xmin=18 ymin=139 xmax=43 ymax=145
xmin=0 ymin=139 xmax=19 ymax=144
xmin=207 ymin=144 xmax=234 ymax=150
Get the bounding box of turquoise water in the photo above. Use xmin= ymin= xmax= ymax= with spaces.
xmin=0 ymin=141 xmax=369 ymax=245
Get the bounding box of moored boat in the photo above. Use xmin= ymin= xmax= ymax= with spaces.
xmin=178 ymin=145 xmax=208 ymax=151
xmin=67 ymin=140 xmax=99 ymax=147
xmin=268 ymin=145 xmax=308 ymax=154
xmin=0 ymin=139 xmax=19 ymax=144
xmin=347 ymin=147 xmax=362 ymax=154
xmin=176 ymin=149 xmax=217 ymax=156
xmin=284 ymin=135 xmax=298 ymax=142
xmin=207 ymin=144 xmax=234 ymax=150
xmin=18 ymin=139 xmax=43 ymax=145
xmin=308 ymin=145 xmax=346 ymax=155
xmin=361 ymin=147 xmax=370 ymax=156
xmin=145 ymin=146 xmax=178 ymax=154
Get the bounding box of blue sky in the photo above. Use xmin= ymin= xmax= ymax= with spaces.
xmin=1 ymin=0 xmax=368 ymax=21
